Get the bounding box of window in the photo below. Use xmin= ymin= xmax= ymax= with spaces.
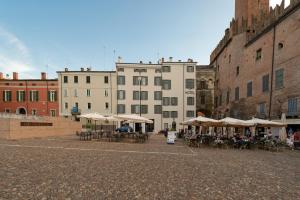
xmin=105 ymin=90 xmax=108 ymax=97
xmin=162 ymin=66 xmax=171 ymax=72
xmin=247 ymin=82 xmax=253 ymax=97
xmin=262 ymin=74 xmax=269 ymax=92
xmin=187 ymin=97 xmax=195 ymax=105
xmin=155 ymin=69 xmax=161 ymax=73
xmin=200 ymin=81 xmax=207 ymax=89
xmin=258 ymin=103 xmax=266 ymax=115
xmin=288 ymin=98 xmax=298 ymax=116
xmin=117 ymin=104 xmax=126 ymax=114
xmin=131 ymin=105 xmax=147 ymax=114
xmin=163 ymin=97 xmax=170 ymax=106
xmin=117 ymin=90 xmax=126 ymax=100
xmin=133 ymin=91 xmax=140 ymax=100
xmin=141 ymin=105 xmax=148 ymax=114
xmin=48 ymin=91 xmax=57 ymax=102
xmin=84 ymin=76 xmax=90 ymax=84
xmin=65 ymin=102 xmax=68 ymax=109
xmin=235 ymin=87 xmax=239 ymax=101
xmin=171 ymin=111 xmax=178 ymax=118
xmin=256 ymin=48 xmax=262 ymax=61
xmin=163 ymin=111 xmax=170 ymax=118
xmin=32 ymin=109 xmax=37 ymax=116
xmin=134 ymin=68 xmax=147 ymax=73
xmin=117 ymin=68 xmax=124 ymax=72
xmin=105 ymin=102 xmax=109 ymax=109
xmin=3 ymin=90 xmax=11 ymax=102
xmin=275 ymin=69 xmax=284 ymax=89
xmin=186 ymin=79 xmax=195 ymax=89
xmin=50 ymin=110 xmax=56 ymax=117
xmin=74 ymin=89 xmax=78 ymax=97
xmin=140 ymin=91 xmax=148 ymax=100
xmin=117 ymin=76 xmax=125 ymax=85
xmin=154 ymin=77 xmax=162 ymax=86
xmin=236 ymin=66 xmax=240 ymax=76
xmin=5 ymin=108 xmax=10 ymax=113
xmin=154 ymin=105 xmax=162 ymax=114
xmin=226 ymin=91 xmax=230 ymax=104
xmin=104 ymin=76 xmax=109 ymax=84
xmin=229 ymin=54 xmax=231 ymax=63
xmin=186 ymin=111 xmax=195 ymax=117
xmin=162 ymin=80 xmax=171 ymax=90
xmin=29 ymin=91 xmax=39 ymax=102
xmin=164 ymin=123 xmax=168 ymax=129
xmin=187 ymin=66 xmax=194 ymax=72
xmin=74 ymin=76 xmax=78 ymax=83
xmin=64 ymin=89 xmax=68 ymax=97
xmin=63 ymin=76 xmax=68 ymax=83
xmin=171 ymin=97 xmax=178 ymax=106
xmin=88 ymin=103 xmax=91 ymax=110
xmin=154 ymin=91 xmax=162 ymax=100
xmin=17 ymin=90 xmax=25 ymax=102
xmin=133 ymin=76 xmax=148 ymax=86
xmin=200 ymin=95 xmax=205 ymax=105
xmin=87 ymin=89 xmax=91 ymax=97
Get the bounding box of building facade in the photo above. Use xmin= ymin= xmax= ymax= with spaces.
xmin=57 ymin=68 xmax=116 ymax=117
xmin=196 ymin=65 xmax=215 ymax=117
xmin=0 ymin=72 xmax=59 ymax=117
xmin=116 ymin=57 xmax=197 ymax=132
xmin=210 ymin=0 xmax=300 ymax=128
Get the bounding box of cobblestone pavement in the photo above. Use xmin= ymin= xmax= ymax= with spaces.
xmin=0 ymin=135 xmax=299 ymax=200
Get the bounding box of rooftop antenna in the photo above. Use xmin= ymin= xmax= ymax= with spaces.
xmin=113 ymin=49 xmax=116 ymax=70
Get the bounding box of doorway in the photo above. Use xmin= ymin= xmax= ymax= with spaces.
xmin=16 ymin=107 xmax=27 ymax=115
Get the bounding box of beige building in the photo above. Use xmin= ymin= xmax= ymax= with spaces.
xmin=57 ymin=68 xmax=116 ymax=118
xmin=116 ymin=57 xmax=197 ymax=132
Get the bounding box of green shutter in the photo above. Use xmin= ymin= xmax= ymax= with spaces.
xmin=16 ymin=91 xmax=19 ymax=102
xmin=47 ymin=91 xmax=50 ymax=101
xmin=54 ymin=91 xmax=57 ymax=101
xmin=36 ymin=91 xmax=39 ymax=101
xmin=29 ymin=91 xmax=32 ymax=102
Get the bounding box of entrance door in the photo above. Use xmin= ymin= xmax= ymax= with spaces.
xmin=17 ymin=107 xmax=26 ymax=115
xmin=145 ymin=119 xmax=154 ymax=132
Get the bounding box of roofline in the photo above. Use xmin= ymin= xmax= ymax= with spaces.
xmin=0 ymin=79 xmax=58 ymax=82
xmin=57 ymin=71 xmax=116 ymax=73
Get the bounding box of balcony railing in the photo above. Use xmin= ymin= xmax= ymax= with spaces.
xmin=71 ymin=107 xmax=81 ymax=115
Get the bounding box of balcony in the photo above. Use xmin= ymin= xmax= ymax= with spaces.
xmin=71 ymin=107 xmax=81 ymax=115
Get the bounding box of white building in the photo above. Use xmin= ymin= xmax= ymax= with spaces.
xmin=116 ymin=57 xmax=197 ymax=132
xmin=57 ymin=68 xmax=116 ymax=117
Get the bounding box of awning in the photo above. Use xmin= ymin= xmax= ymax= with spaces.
xmin=246 ymin=118 xmax=286 ymax=127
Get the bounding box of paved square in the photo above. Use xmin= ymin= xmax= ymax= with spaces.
xmin=0 ymin=135 xmax=299 ymax=200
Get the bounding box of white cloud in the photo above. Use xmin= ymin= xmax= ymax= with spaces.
xmin=0 ymin=26 xmax=35 ymax=78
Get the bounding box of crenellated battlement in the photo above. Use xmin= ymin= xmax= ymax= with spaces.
xmin=210 ymin=0 xmax=300 ymax=63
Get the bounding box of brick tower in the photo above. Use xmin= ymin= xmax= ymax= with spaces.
xmin=235 ymin=0 xmax=269 ymax=27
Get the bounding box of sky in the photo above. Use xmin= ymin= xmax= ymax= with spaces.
xmin=0 ymin=0 xmax=290 ymax=79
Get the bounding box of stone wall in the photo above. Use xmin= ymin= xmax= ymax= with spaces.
xmin=0 ymin=117 xmax=81 ymax=140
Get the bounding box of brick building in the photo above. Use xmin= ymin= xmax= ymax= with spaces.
xmin=210 ymin=0 xmax=300 ymax=128
xmin=0 ymin=72 xmax=59 ymax=117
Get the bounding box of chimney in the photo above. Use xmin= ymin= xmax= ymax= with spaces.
xmin=87 ymin=67 xmax=91 ymax=71
xmin=80 ymin=67 xmax=84 ymax=71
xmin=65 ymin=68 xmax=68 ymax=72
xmin=117 ymin=56 xmax=122 ymax=63
xmin=13 ymin=72 xmax=18 ymax=80
xmin=149 ymin=61 xmax=152 ymax=64
xmin=0 ymin=72 xmax=3 ymax=79
xmin=161 ymin=57 xmax=165 ymax=63
xmin=139 ymin=61 xmax=143 ymax=64
xmin=169 ymin=57 xmax=173 ymax=62
xmin=41 ymin=72 xmax=47 ymax=80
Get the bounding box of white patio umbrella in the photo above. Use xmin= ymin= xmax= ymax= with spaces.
xmin=246 ymin=118 xmax=286 ymax=127
xmin=279 ymin=113 xmax=287 ymax=141
xmin=219 ymin=117 xmax=255 ymax=127
xmin=182 ymin=116 xmax=222 ymax=127
xmin=114 ymin=114 xmax=153 ymax=123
